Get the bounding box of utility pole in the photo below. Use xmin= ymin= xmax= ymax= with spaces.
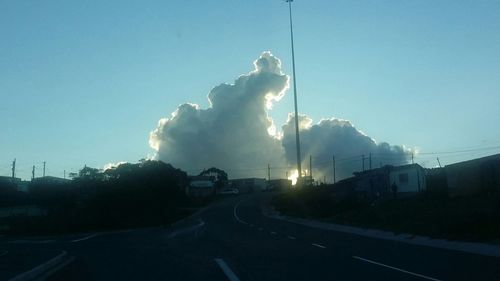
xmin=362 ymin=155 xmax=365 ymax=172
xmin=268 ymin=164 xmax=271 ymax=181
xmin=309 ymin=155 xmax=312 ymax=179
xmin=11 ymin=158 xmax=16 ymax=179
xmin=369 ymin=153 xmax=372 ymax=170
xmin=286 ymin=0 xmax=302 ymax=184
xmin=32 ymin=165 xmax=35 ymax=180
xmin=43 ymin=161 xmax=46 ymax=177
xmin=411 ymin=153 xmax=414 ymax=164
xmin=286 ymin=171 xmax=288 ymax=178
xmin=437 ymin=157 xmax=442 ymax=168
xmin=332 ymin=155 xmax=336 ymax=183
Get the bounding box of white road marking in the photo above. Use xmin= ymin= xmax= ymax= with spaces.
xmin=312 ymin=243 xmax=326 ymax=249
xmin=353 ymin=256 xmax=443 ymax=281
xmin=287 ymin=235 xmax=296 ymax=240
xmin=168 ymin=219 xmax=205 ymax=239
xmin=71 ymin=233 xmax=99 ymax=243
xmin=270 ymin=231 xmax=277 ymax=235
xmin=9 ymin=251 xmax=69 ymax=281
xmin=215 ymin=258 xmax=241 ymax=281
xmin=0 ymin=250 xmax=8 ymax=257
xmin=233 ymin=200 xmax=248 ymax=225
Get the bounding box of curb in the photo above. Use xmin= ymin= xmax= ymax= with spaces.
xmin=9 ymin=251 xmax=73 ymax=281
xmin=262 ymin=202 xmax=500 ymax=258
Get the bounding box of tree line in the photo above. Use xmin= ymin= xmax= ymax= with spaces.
xmin=0 ymin=160 xmax=198 ymax=235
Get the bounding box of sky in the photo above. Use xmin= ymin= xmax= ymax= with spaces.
xmin=1 ymin=0 xmax=500 ymax=180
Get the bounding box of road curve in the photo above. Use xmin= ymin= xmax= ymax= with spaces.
xmin=1 ymin=193 xmax=499 ymax=281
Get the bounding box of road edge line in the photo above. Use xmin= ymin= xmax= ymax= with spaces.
xmin=233 ymin=199 xmax=248 ymax=225
xmin=9 ymin=251 xmax=69 ymax=281
xmin=352 ymin=256 xmax=442 ymax=281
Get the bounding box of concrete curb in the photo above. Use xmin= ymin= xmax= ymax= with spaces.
xmin=9 ymin=251 xmax=72 ymax=281
xmin=262 ymin=203 xmax=500 ymax=258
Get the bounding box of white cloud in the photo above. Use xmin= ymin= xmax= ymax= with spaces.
xmin=150 ymin=52 xmax=412 ymax=181
xmin=149 ymin=52 xmax=288 ymax=178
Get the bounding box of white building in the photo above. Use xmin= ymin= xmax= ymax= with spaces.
xmin=389 ymin=164 xmax=426 ymax=193
xmin=187 ymin=176 xmax=215 ymax=198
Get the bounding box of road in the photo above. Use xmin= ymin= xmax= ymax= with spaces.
xmin=1 ymin=193 xmax=500 ymax=280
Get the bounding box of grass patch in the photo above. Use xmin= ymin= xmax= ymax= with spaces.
xmin=272 ymin=188 xmax=500 ymax=242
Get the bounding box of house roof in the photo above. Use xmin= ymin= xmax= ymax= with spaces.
xmin=389 ymin=163 xmax=424 ymax=172
xmin=445 ymin=153 xmax=500 ymax=168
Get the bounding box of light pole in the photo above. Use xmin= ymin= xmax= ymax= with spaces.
xmin=286 ymin=0 xmax=302 ymax=183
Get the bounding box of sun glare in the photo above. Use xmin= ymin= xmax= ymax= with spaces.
xmin=288 ymin=169 xmax=299 ymax=185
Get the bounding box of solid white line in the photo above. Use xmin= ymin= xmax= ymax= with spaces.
xmin=9 ymin=251 xmax=68 ymax=281
xmin=215 ymin=258 xmax=241 ymax=281
xmin=270 ymin=231 xmax=277 ymax=235
xmin=312 ymin=243 xmax=326 ymax=249
xmin=352 ymin=256 xmax=442 ymax=281
xmin=0 ymin=250 xmax=8 ymax=257
xmin=71 ymin=233 xmax=99 ymax=243
xmin=233 ymin=200 xmax=248 ymax=225
xmin=287 ymin=235 xmax=296 ymax=240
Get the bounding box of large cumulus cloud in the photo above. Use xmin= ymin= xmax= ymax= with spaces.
xmin=149 ymin=52 xmax=288 ymax=178
xmin=150 ymin=52 xmax=412 ymax=181
xmin=282 ymin=114 xmax=411 ymax=181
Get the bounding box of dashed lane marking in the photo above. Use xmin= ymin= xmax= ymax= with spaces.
xmin=287 ymin=236 xmax=296 ymax=240
xmin=312 ymin=243 xmax=326 ymax=249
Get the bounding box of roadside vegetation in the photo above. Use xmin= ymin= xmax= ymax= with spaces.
xmin=272 ymin=186 xmax=500 ymax=242
xmin=0 ymin=160 xmax=202 ymax=235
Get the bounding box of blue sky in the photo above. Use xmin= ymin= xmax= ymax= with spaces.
xmin=1 ymin=0 xmax=500 ymax=180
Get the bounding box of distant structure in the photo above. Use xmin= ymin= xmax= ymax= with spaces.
xmin=187 ymin=176 xmax=215 ymax=198
xmin=31 ymin=176 xmax=71 ymax=186
xmin=334 ymin=163 xmax=427 ymax=199
xmin=267 ymin=179 xmax=292 ymax=191
xmin=445 ymin=153 xmax=500 ymax=196
xmin=0 ymin=176 xmax=30 ymax=192
xmin=229 ymin=178 xmax=267 ymax=193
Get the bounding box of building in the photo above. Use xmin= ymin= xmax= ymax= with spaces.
xmin=352 ymin=166 xmax=392 ymax=199
xmin=445 ymin=153 xmax=500 ymax=196
xmin=186 ymin=176 xmax=215 ymax=198
xmin=229 ymin=178 xmax=266 ymax=193
xmin=333 ymin=163 xmax=426 ymax=199
xmin=267 ymin=179 xmax=292 ymax=191
xmin=389 ymin=164 xmax=427 ymax=195
xmin=31 ymin=176 xmax=71 ymax=185
xmin=0 ymin=176 xmax=30 ymax=192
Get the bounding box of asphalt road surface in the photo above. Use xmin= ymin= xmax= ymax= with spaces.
xmin=1 ymin=193 xmax=500 ymax=281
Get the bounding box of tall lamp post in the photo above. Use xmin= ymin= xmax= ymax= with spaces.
xmin=286 ymin=0 xmax=302 ymax=184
